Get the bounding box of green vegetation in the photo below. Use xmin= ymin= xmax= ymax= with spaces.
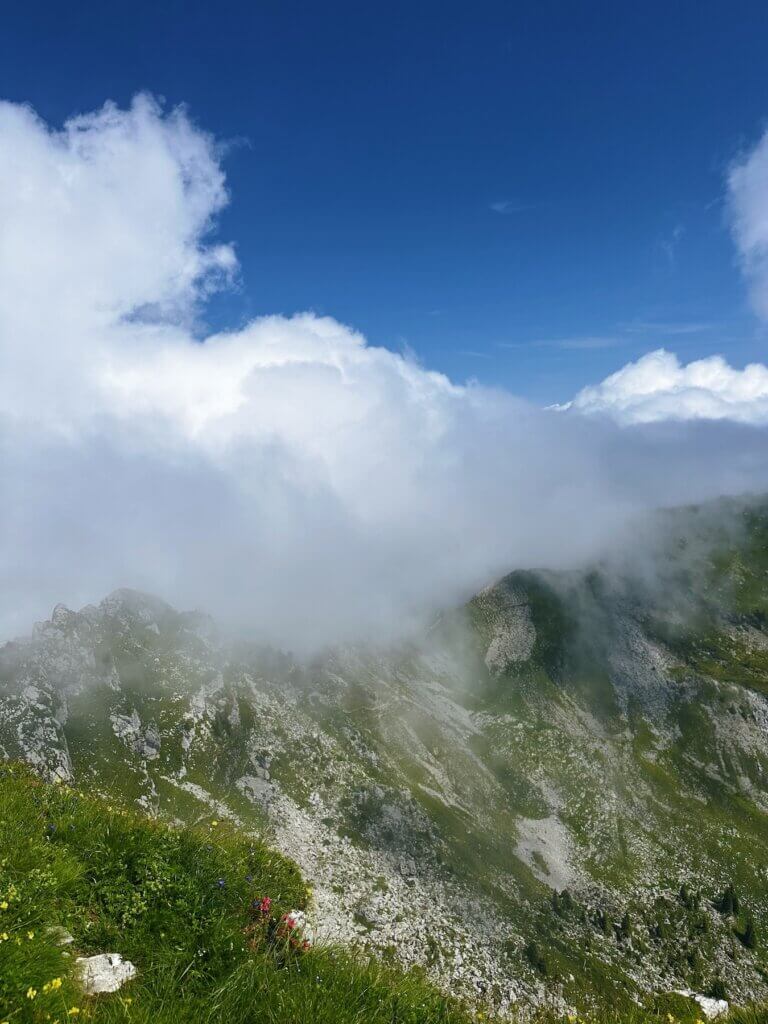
xmin=0 ymin=764 xmax=479 ymax=1024
xmin=5 ymin=766 xmax=768 ymax=1023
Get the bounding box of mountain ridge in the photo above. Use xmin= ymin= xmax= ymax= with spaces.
xmin=3 ymin=497 xmax=768 ymax=1016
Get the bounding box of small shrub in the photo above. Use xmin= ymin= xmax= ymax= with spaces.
xmin=709 ymin=976 xmax=728 ymax=999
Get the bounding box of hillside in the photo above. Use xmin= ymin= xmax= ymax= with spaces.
xmin=0 ymin=762 xmax=480 ymax=1023
xmin=2 ymin=765 xmax=766 ymax=1024
xmin=3 ymin=497 xmax=768 ymax=1018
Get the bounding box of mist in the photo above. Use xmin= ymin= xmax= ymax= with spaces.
xmin=3 ymin=95 xmax=768 ymax=650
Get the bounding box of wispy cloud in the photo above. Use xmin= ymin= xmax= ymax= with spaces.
xmin=620 ymin=320 xmax=715 ymax=336
xmin=499 ymin=321 xmax=716 ymax=352
xmin=489 ymin=199 xmax=531 ymax=215
xmin=553 ymin=336 xmax=623 ymax=351
xmin=498 ymin=336 xmax=623 ymax=351
xmin=728 ymin=125 xmax=768 ymax=320
xmin=658 ymin=223 xmax=685 ymax=268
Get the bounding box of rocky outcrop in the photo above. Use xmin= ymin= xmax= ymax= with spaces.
xmin=76 ymin=953 xmax=137 ymax=995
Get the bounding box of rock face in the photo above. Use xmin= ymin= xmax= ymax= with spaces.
xmin=474 ymin=585 xmax=537 ymax=675
xmin=2 ymin=498 xmax=768 ymax=1016
xmin=110 ymin=710 xmax=161 ymax=759
xmin=76 ymin=953 xmax=137 ymax=995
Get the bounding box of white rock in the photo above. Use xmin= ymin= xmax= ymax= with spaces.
xmin=278 ymin=910 xmax=315 ymax=947
xmin=672 ymin=990 xmax=729 ymax=1020
xmin=76 ymin=953 xmax=137 ymax=994
xmin=46 ymin=925 xmax=74 ymax=946
xmin=693 ymin=995 xmax=729 ymax=1020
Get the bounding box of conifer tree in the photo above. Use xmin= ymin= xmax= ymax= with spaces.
xmin=742 ymin=915 xmax=757 ymax=950
xmin=716 ymin=883 xmax=739 ymax=916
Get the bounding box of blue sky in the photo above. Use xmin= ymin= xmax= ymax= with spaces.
xmin=3 ymin=0 xmax=768 ymax=403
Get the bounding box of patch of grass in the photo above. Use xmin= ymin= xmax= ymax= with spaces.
xmin=0 ymin=763 xmax=480 ymax=1024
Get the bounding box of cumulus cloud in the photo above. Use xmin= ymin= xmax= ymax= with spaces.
xmin=562 ymin=126 xmax=768 ymax=429
xmin=728 ymin=125 xmax=768 ymax=320
xmin=2 ymin=95 xmax=768 ymax=648
xmin=560 ymin=349 xmax=768 ymax=425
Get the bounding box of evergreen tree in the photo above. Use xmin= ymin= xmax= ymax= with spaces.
xmin=678 ymin=883 xmax=699 ymax=910
xmin=716 ymin=883 xmax=739 ymax=916
xmin=524 ymin=941 xmax=549 ymax=977
xmin=742 ymin=915 xmax=758 ymax=950
xmin=552 ymin=889 xmax=574 ymax=917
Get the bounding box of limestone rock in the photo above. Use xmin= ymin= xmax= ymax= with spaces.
xmin=76 ymin=953 xmax=137 ymax=995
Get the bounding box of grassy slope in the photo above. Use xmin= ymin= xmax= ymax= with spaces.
xmin=0 ymin=764 xmax=477 ymax=1024
xmin=3 ymin=764 xmax=768 ymax=1024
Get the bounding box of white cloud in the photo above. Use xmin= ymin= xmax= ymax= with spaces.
xmin=561 ymin=126 xmax=768 ymax=428
xmin=729 ymin=126 xmax=768 ymax=320
xmin=489 ymin=200 xmax=530 ymax=215
xmin=2 ymin=96 xmax=768 ymax=647
xmin=560 ymin=349 xmax=768 ymax=425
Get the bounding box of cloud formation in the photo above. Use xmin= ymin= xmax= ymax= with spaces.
xmin=2 ymin=96 xmax=768 ymax=648
xmin=561 ymin=349 xmax=768 ymax=425
xmin=729 ymin=126 xmax=768 ymax=320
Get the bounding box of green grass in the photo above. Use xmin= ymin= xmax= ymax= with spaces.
xmin=4 ymin=767 xmax=768 ymax=1024
xmin=0 ymin=764 xmax=479 ymax=1024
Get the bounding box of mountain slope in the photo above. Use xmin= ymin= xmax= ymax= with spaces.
xmin=0 ymin=762 xmax=483 ymax=1024
xmin=3 ymin=497 xmax=768 ymax=1016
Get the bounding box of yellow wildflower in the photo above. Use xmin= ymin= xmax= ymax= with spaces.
xmin=27 ymin=930 xmax=35 ymax=939
xmin=210 ymin=820 xmax=218 ymax=827
xmin=26 ymin=987 xmax=38 ymax=999
xmin=0 ymin=901 xmax=7 ymax=910
xmin=68 ymin=1010 xmax=81 ymax=1017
